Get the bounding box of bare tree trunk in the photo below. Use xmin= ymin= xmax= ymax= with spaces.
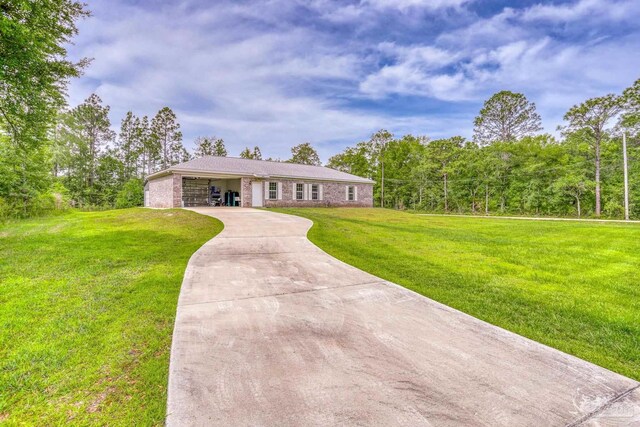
xmin=485 ymin=184 xmax=489 ymax=215
xmin=381 ymin=159 xmax=384 ymax=208
xmin=595 ymin=137 xmax=601 ymax=216
xmin=576 ymin=196 xmax=581 ymax=218
xmin=443 ymin=172 xmax=448 ymax=212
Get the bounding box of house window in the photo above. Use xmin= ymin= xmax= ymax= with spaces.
xmin=311 ymin=184 xmax=319 ymax=200
xmin=269 ymin=182 xmax=278 ymax=200
xmin=347 ymin=186 xmax=355 ymax=201
xmin=296 ymin=183 xmax=304 ymax=200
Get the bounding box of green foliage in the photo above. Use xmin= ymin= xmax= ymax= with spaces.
xmin=116 ymin=111 xmax=147 ymax=180
xmin=288 ymin=142 xmax=321 ymax=165
xmin=194 ymin=136 xmax=227 ymax=157
xmin=48 ymin=100 xmax=192 ymax=212
xmin=326 ymin=142 xmax=373 ymax=178
xmin=473 ymin=91 xmax=542 ymax=145
xmin=0 ymin=0 xmax=89 ymax=149
xmin=0 ymin=208 xmax=222 ymax=424
xmin=0 ymin=1 xmax=88 ymax=218
xmin=562 ymin=94 xmax=623 ymax=216
xmin=115 ymin=178 xmax=144 ymax=208
xmin=0 ymin=130 xmax=54 ymax=218
xmin=276 ymin=208 xmax=640 ymax=380
xmin=57 ymin=94 xmax=116 ymax=206
xmin=326 ymin=81 xmax=640 ymax=219
xmin=150 ymin=107 xmax=186 ymax=169
xmin=621 ymin=78 xmax=640 ymax=130
xmin=239 ymin=146 xmax=262 ymax=160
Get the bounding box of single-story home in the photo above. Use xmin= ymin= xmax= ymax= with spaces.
xmin=144 ymin=156 xmax=374 ymax=208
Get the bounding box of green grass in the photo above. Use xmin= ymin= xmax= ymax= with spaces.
xmin=273 ymin=208 xmax=640 ymax=380
xmin=0 ymin=208 xmax=222 ymax=425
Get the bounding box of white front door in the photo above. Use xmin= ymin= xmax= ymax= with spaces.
xmin=252 ymin=182 xmax=263 ymax=207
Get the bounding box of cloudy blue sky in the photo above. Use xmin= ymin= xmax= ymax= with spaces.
xmin=67 ymin=0 xmax=640 ymax=161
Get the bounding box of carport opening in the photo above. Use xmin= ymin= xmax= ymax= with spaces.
xmin=182 ymin=177 xmax=241 ymax=207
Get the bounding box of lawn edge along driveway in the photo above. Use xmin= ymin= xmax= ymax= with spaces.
xmin=274 ymin=207 xmax=640 ymax=381
xmin=167 ymin=207 xmax=639 ymax=426
xmin=0 ymin=208 xmax=222 ymax=425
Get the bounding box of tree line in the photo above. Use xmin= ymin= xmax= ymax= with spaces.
xmin=48 ymin=95 xmax=325 ymax=210
xmin=3 ymin=88 xmax=324 ymax=217
xmin=2 ymin=1 xmax=637 ymax=220
xmin=328 ymin=84 xmax=640 ymax=219
xmin=0 ymin=1 xmax=325 ymax=219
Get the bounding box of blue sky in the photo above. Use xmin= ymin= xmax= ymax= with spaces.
xmin=67 ymin=0 xmax=640 ymax=161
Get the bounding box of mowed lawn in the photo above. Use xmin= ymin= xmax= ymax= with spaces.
xmin=275 ymin=208 xmax=640 ymax=380
xmin=0 ymin=209 xmax=222 ymax=425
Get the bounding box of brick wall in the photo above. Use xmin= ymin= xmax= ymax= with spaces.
xmin=148 ymin=174 xmax=373 ymax=208
xmin=241 ymin=178 xmax=373 ymax=208
xmin=172 ymin=174 xmax=182 ymax=207
xmin=241 ymin=177 xmax=252 ymax=207
xmin=146 ymin=173 xmax=182 ymax=208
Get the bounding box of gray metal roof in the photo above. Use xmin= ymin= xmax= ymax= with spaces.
xmin=149 ymin=156 xmax=374 ymax=184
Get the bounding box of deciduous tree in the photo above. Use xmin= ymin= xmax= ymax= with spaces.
xmin=0 ymin=0 xmax=89 ymax=149
xmin=289 ymin=142 xmax=321 ymax=166
xmin=425 ymin=137 xmax=464 ymax=212
xmin=0 ymin=0 xmax=89 ymax=214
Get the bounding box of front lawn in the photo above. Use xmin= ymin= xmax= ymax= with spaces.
xmin=274 ymin=208 xmax=640 ymax=380
xmin=0 ymin=209 xmax=222 ymax=425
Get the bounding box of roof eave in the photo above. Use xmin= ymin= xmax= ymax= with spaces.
xmin=146 ymin=167 xmax=374 ymax=184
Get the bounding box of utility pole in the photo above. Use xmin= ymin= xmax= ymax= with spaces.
xmin=623 ymin=132 xmax=630 ymax=220
xmin=380 ymin=144 xmax=385 ymax=208
xmin=381 ymin=160 xmax=384 ymax=208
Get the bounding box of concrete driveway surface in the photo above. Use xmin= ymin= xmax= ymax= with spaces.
xmin=167 ymin=207 xmax=639 ymax=426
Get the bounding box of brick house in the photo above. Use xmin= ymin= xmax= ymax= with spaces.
xmin=144 ymin=156 xmax=374 ymax=208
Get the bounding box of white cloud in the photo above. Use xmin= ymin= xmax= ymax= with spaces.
xmin=359 ymin=42 xmax=471 ymax=99
xmin=521 ymin=0 xmax=636 ymax=23
xmin=363 ymin=0 xmax=470 ymax=12
xmin=65 ymin=0 xmax=640 ymax=159
xmin=67 ymin=1 xmax=375 ymax=159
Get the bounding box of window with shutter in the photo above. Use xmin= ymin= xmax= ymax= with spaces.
xmin=347 ymin=186 xmax=355 ymax=201
xmin=268 ymin=182 xmax=277 ymax=200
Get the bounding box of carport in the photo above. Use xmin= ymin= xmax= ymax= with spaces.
xmin=181 ymin=176 xmax=242 ymax=207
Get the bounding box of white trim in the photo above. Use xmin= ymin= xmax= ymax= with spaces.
xmin=252 ymin=181 xmax=264 ymax=207
xmin=319 ymin=184 xmax=323 ymax=201
xmin=294 ymin=182 xmax=304 ymax=201
xmin=277 ymin=182 xmax=282 ymax=200
xmin=310 ymin=183 xmax=319 ymax=201
xmin=346 ymin=185 xmax=356 ymax=202
xmin=264 ymin=181 xmax=269 ymax=200
xmin=345 ymin=186 xmax=349 ymax=201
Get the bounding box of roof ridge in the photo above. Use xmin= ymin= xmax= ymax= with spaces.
xmin=155 ymin=155 xmax=374 ymax=184
xmin=197 ymin=155 xmax=330 ymax=169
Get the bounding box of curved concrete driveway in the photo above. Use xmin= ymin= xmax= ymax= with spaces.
xmin=167 ymin=208 xmax=639 ymax=426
